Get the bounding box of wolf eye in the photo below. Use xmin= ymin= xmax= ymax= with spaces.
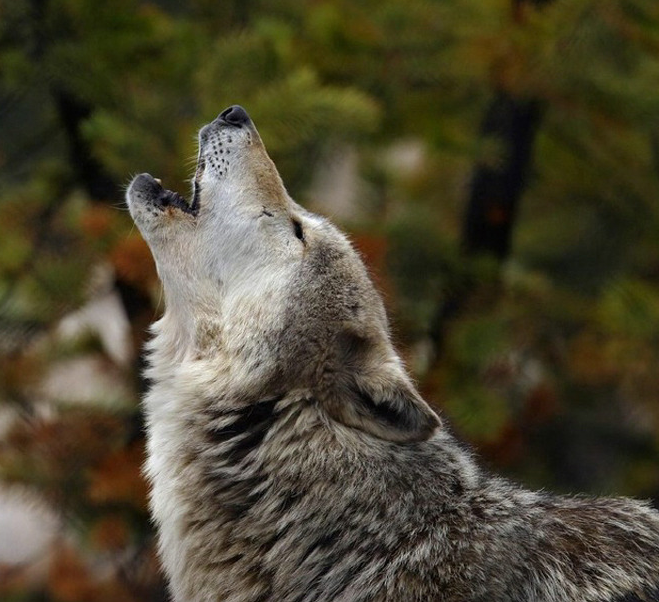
xmin=292 ymin=218 xmax=305 ymax=242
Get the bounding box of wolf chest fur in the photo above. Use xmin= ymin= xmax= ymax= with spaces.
xmin=127 ymin=105 xmax=659 ymax=601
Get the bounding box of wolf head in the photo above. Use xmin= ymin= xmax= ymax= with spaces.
xmin=127 ymin=105 xmax=439 ymax=443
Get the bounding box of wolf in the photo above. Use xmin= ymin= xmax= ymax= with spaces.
xmin=127 ymin=105 xmax=659 ymax=601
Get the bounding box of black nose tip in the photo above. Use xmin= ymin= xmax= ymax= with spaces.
xmin=218 ymin=105 xmax=251 ymax=126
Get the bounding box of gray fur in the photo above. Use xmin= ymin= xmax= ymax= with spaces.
xmin=127 ymin=106 xmax=659 ymax=601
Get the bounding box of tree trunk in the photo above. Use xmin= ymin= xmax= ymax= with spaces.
xmin=462 ymin=92 xmax=543 ymax=260
xmin=52 ymin=89 xmax=119 ymax=201
xmin=428 ymin=16 xmax=546 ymax=361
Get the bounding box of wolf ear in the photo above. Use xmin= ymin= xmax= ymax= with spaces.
xmin=329 ymin=379 xmax=441 ymax=443
xmin=325 ymin=332 xmax=441 ymax=443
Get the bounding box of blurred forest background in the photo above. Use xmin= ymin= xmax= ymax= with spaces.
xmin=2 ymin=0 xmax=659 ymax=599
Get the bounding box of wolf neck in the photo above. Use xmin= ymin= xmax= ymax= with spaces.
xmin=145 ymin=281 xmax=289 ymax=404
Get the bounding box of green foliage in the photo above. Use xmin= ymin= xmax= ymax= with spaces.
xmin=599 ymin=279 xmax=659 ymax=340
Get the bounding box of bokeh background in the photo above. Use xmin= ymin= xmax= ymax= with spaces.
xmin=2 ymin=0 xmax=659 ymax=599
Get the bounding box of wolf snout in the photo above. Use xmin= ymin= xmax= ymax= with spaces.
xmin=129 ymin=173 xmax=163 ymax=198
xmin=198 ymin=106 xmax=252 ymax=142
xmin=218 ymin=105 xmax=251 ymax=127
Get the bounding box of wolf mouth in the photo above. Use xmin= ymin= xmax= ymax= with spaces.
xmin=134 ymin=156 xmax=203 ymax=217
xmin=148 ymin=175 xmax=198 ymax=216
xmin=190 ymin=156 xmax=205 ymax=213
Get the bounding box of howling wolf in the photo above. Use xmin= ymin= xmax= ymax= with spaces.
xmin=127 ymin=105 xmax=659 ymax=601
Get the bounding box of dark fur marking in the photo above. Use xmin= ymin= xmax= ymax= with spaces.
xmin=200 ymin=469 xmax=269 ymax=523
xmin=222 ymin=489 xmax=267 ymax=521
xmin=276 ymin=488 xmax=305 ymax=513
xmin=353 ymin=387 xmax=436 ymax=437
xmin=200 ymin=399 xmax=285 ymax=524
xmin=207 ymin=472 xmax=264 ymax=499
xmin=226 ymin=425 xmax=272 ymax=463
xmin=322 ymin=555 xmax=374 ymax=600
xmin=206 ymin=396 xmax=283 ymax=462
xmin=614 ymin=586 xmax=659 ymax=601
xmin=299 ymin=530 xmax=342 ymax=565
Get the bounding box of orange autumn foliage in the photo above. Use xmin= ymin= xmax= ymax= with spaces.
xmin=109 ymin=235 xmax=158 ymax=293
xmin=90 ymin=514 xmax=131 ymax=551
xmin=87 ymin=441 xmax=149 ymax=509
xmin=48 ymin=545 xmax=138 ymax=602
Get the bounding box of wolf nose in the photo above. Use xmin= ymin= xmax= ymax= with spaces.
xmin=218 ymin=105 xmax=251 ymax=127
